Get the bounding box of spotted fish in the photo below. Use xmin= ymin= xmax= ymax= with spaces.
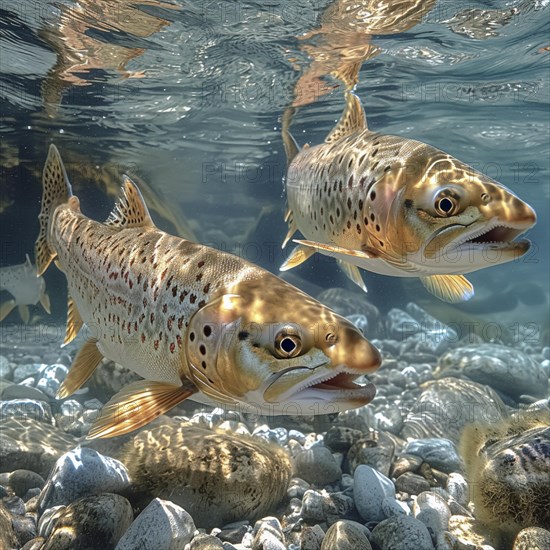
xmin=35 ymin=145 xmax=381 ymax=438
xmin=0 ymin=254 xmax=51 ymax=323
xmin=281 ymin=92 xmax=537 ymax=302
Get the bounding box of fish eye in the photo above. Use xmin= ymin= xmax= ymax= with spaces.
xmin=434 ymin=192 xmax=459 ymax=217
xmin=274 ymin=329 xmax=302 ymax=358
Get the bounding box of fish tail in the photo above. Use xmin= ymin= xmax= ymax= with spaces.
xmin=35 ymin=144 xmax=73 ymax=276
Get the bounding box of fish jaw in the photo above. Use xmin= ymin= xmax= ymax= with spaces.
xmin=420 ymin=203 xmax=536 ymax=274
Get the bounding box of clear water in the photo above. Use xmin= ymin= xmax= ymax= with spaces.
xmin=1 ymin=0 xmax=549 ymax=342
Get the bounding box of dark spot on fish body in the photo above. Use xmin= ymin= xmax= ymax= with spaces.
xmin=336 ymin=207 xmax=340 ymax=217
xmin=154 ymin=340 xmax=159 ymax=350
xmin=347 ymin=220 xmax=352 ymax=229
xmin=353 ymin=211 xmax=357 ymax=221
xmin=190 ymin=294 xmax=196 ymax=304
xmin=370 ymin=190 xmax=376 ymax=201
xmin=356 ymin=224 xmax=361 ymax=234
xmin=372 ymin=148 xmax=378 ymax=157
xmin=179 ymin=291 xmax=188 ymax=303
xmin=364 ymin=217 xmax=369 ymax=226
xmin=198 ymin=300 xmax=206 ymax=308
xmin=170 ymin=342 xmax=175 ymax=353
xmin=166 ymin=276 xmax=174 ymax=289
xmin=197 ymin=260 xmax=205 ymax=268
xmin=203 ymin=325 xmax=212 ymax=337
xmin=359 ymin=200 xmax=364 ymax=211
xmin=172 ymin=286 xmax=178 ymax=297
xmin=370 ymin=213 xmax=375 ymax=222
xmin=329 ymin=215 xmax=334 ymax=225
xmin=338 ymin=180 xmax=343 ymax=192
xmin=196 ymin=273 xmax=203 ymax=282
xmin=199 ymin=345 xmax=206 ymax=355
xmin=176 ymin=334 xmax=182 ymax=348
xmin=154 ymin=287 xmax=159 ymax=301
xmin=150 ymin=313 xmax=155 ymax=323
xmin=376 ymin=224 xmax=381 ymax=232
xmin=201 ymin=361 xmax=207 ymax=369
xmin=384 ymin=166 xmax=391 ymax=172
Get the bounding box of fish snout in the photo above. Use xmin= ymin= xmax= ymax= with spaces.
xmin=322 ymin=324 xmax=381 ymax=374
xmin=478 ymin=186 xmax=537 ymax=229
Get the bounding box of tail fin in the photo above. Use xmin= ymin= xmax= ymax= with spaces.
xmin=35 ymin=145 xmax=72 ymax=276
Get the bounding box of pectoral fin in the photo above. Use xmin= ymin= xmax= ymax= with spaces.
xmin=86 ymin=379 xmax=198 ymax=439
xmin=18 ymin=305 xmax=30 ymax=324
xmin=421 ymin=275 xmax=474 ymax=303
xmin=62 ymin=295 xmax=83 ymax=346
xmin=57 ymin=338 xmax=104 ymax=399
xmin=337 ymin=259 xmax=367 ymax=293
xmin=0 ymin=299 xmax=16 ymax=322
xmin=292 ymin=239 xmax=377 ymax=260
xmin=280 ymin=244 xmax=316 ymax=271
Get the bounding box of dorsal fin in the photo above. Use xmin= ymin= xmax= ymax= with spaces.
xmin=325 ymin=92 xmax=367 ymax=144
xmin=105 ymin=175 xmax=155 ymax=228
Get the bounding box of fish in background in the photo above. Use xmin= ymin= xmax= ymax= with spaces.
xmin=281 ymin=92 xmax=537 ymax=303
xmin=0 ymin=254 xmax=51 ymax=323
xmin=36 ymin=145 xmax=381 ymax=439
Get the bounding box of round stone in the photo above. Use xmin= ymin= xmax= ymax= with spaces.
xmin=37 ymin=447 xmax=130 ymax=512
xmin=321 ymin=520 xmax=372 ymax=550
xmin=437 ymin=344 xmax=548 ymax=399
xmin=115 ymin=498 xmax=196 ymax=550
xmin=293 ymin=446 xmax=342 ymax=485
xmin=404 ymin=439 xmax=462 ymax=473
xmin=371 ymin=515 xmax=435 ymax=550
xmin=513 ymin=527 xmax=550 ymax=550
xmin=43 ymin=493 xmax=133 ymax=548
xmin=354 ymin=465 xmax=395 ymax=522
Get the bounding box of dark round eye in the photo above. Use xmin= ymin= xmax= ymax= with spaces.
xmin=274 ymin=330 xmax=302 ymax=358
xmin=435 ymin=195 xmax=458 ymax=216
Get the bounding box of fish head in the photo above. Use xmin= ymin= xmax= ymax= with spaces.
xmin=376 ymin=150 xmax=537 ymax=274
xmin=184 ymin=280 xmax=381 ymax=415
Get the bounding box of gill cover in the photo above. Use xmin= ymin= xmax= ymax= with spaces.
xmin=185 ymin=294 xmax=242 ymax=402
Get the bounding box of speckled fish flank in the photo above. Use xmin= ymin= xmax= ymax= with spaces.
xmin=35 ymin=145 xmax=381 ymax=438
xmin=281 ymin=92 xmax=537 ymax=303
xmin=0 ymin=254 xmax=50 ymax=323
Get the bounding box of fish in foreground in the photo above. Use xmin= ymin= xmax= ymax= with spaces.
xmin=36 ymin=145 xmax=381 ymax=439
xmin=0 ymin=254 xmax=51 ymax=323
xmin=281 ymin=92 xmax=537 ymax=303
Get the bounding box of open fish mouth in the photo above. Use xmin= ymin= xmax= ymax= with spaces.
xmin=264 ymin=365 xmax=376 ymax=405
xmin=458 ymin=224 xmax=530 ymax=251
xmin=430 ymin=221 xmax=532 ymax=254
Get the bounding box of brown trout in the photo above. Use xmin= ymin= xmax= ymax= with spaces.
xmin=0 ymin=255 xmax=50 ymax=323
xmin=35 ymin=145 xmax=381 ymax=438
xmin=281 ymin=92 xmax=537 ymax=302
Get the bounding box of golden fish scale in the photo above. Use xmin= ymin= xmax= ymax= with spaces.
xmin=52 ymin=206 xmax=260 ymax=384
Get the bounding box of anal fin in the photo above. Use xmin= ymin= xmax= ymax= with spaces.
xmin=18 ymin=305 xmax=30 ymax=324
xmin=0 ymin=300 xmax=16 ymax=322
xmin=62 ymin=296 xmax=83 ymax=346
xmin=40 ymin=291 xmax=51 ymax=314
xmin=57 ymin=338 xmax=103 ymax=399
xmin=86 ymin=379 xmax=197 ymax=439
xmin=280 ymin=244 xmax=316 ymax=271
xmin=421 ymin=275 xmax=474 ymax=303
xmin=337 ymin=259 xmax=367 ymax=293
